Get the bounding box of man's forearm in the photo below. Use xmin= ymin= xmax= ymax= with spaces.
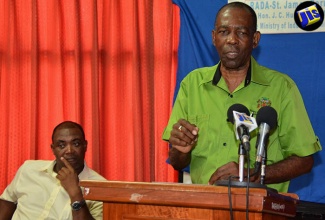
xmin=263 ymin=155 xmax=314 ymax=184
xmin=0 ymin=199 xmax=16 ymax=220
xmin=72 ymin=207 xmax=95 ymax=220
xmin=169 ymin=147 xmax=191 ymax=171
xmin=68 ymin=187 xmax=95 ymax=220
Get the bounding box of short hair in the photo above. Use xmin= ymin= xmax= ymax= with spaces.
xmin=51 ymin=121 xmax=85 ymax=142
xmin=214 ymin=2 xmax=257 ymax=32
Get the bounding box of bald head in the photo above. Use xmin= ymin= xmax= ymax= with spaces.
xmin=215 ymin=2 xmax=257 ymax=32
xmin=51 ymin=121 xmax=85 ymax=142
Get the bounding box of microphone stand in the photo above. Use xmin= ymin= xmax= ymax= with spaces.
xmin=238 ymin=143 xmax=246 ymax=182
xmin=260 ymin=151 xmax=266 ymax=185
xmin=215 ymin=139 xmax=270 ymax=190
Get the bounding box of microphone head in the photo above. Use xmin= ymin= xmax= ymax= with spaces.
xmin=227 ymin=103 xmax=250 ymax=123
xmin=256 ymin=106 xmax=278 ymax=129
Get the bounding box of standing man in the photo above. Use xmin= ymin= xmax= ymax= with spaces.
xmin=162 ymin=2 xmax=321 ymax=192
xmin=0 ymin=121 xmax=106 ymax=220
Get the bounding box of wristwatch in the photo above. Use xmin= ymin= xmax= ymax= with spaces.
xmin=71 ymin=199 xmax=86 ymax=211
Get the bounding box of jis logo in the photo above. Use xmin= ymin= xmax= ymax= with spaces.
xmin=235 ymin=112 xmax=254 ymax=125
xmin=297 ymin=4 xmax=321 ymax=28
xmin=294 ymin=1 xmax=324 ymax=31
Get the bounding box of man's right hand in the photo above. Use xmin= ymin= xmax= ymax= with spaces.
xmin=169 ymin=119 xmax=199 ymax=153
xmin=56 ymin=157 xmax=82 ymax=199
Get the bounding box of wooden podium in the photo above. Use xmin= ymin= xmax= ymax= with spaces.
xmin=80 ymin=180 xmax=298 ymax=220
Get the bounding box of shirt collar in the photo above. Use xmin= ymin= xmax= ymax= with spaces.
xmin=39 ymin=160 xmax=90 ymax=179
xmin=211 ymin=57 xmax=270 ymax=86
xmin=39 ymin=160 xmax=56 ymax=173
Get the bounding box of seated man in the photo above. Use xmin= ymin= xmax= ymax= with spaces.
xmin=0 ymin=121 xmax=106 ymax=220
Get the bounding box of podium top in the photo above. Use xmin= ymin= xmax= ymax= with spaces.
xmin=80 ymin=180 xmax=298 ymax=217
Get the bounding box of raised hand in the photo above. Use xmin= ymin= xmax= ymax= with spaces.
xmin=56 ymin=157 xmax=81 ymax=197
xmin=169 ymin=119 xmax=199 ymax=153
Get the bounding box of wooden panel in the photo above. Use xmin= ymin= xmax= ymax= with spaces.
xmin=105 ymin=203 xmax=212 ymax=220
xmin=80 ymin=181 xmax=298 ymax=220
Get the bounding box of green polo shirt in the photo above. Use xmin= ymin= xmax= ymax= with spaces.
xmin=162 ymin=57 xmax=321 ymax=192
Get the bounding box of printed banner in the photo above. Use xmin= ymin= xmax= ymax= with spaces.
xmin=228 ymin=0 xmax=325 ymax=34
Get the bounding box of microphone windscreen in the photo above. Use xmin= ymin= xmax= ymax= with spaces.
xmin=256 ymin=106 xmax=278 ymax=129
xmin=227 ymin=103 xmax=250 ymax=123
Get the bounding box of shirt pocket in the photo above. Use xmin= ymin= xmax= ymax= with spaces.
xmin=188 ymin=114 xmax=210 ymax=156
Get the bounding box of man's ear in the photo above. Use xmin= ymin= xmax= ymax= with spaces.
xmin=50 ymin=144 xmax=55 ymax=153
xmin=253 ymin=31 xmax=261 ymax=48
xmin=84 ymin=140 xmax=88 ymax=151
xmin=212 ymin=30 xmax=216 ymax=46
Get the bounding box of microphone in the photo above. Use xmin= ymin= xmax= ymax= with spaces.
xmin=227 ymin=104 xmax=258 ymax=182
xmin=255 ymin=106 xmax=278 ymax=172
xmin=227 ymin=104 xmax=250 ymax=122
xmin=227 ymin=104 xmax=257 ymax=150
